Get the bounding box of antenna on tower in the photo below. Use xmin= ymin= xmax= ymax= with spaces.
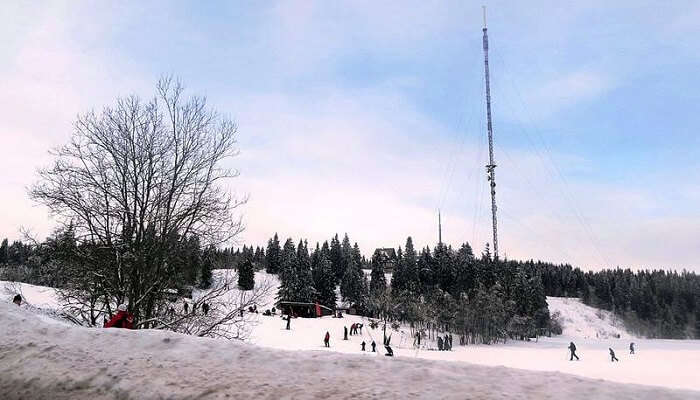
xmin=438 ymin=209 xmax=442 ymax=246
xmin=482 ymin=6 xmax=500 ymax=259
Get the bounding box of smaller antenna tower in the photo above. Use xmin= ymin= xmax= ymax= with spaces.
xmin=438 ymin=209 xmax=443 ymax=245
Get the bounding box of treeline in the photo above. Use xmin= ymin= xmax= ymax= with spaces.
xmin=534 ymin=262 xmax=700 ymax=338
xmin=242 ymin=233 xmax=553 ymax=345
xmin=0 ymin=232 xmax=216 ymax=294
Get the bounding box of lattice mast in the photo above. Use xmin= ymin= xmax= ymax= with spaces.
xmin=482 ymin=6 xmax=499 ymax=259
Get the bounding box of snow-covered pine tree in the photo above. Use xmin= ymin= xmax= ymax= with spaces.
xmin=391 ymin=246 xmax=405 ymax=293
xmin=295 ymin=240 xmax=316 ymax=302
xmin=312 ymin=244 xmax=337 ymax=308
xmin=341 ymin=256 xmax=368 ymax=311
xmin=369 ymin=249 xmax=387 ymax=296
xmin=340 ymin=233 xmax=352 ymax=278
xmin=330 ymin=234 xmax=343 ymax=282
xmin=433 ymin=243 xmax=455 ymax=295
xmin=265 ymin=233 xmax=282 ymax=274
xmin=277 ymin=238 xmax=298 ymax=301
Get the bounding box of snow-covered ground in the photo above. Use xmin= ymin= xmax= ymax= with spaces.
xmin=3 ymin=272 xmax=700 ymax=395
xmin=2 ymin=300 xmax=698 ymax=400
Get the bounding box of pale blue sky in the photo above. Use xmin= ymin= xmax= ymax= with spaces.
xmin=1 ymin=1 xmax=699 ymax=271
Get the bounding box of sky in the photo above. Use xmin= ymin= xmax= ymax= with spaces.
xmin=1 ymin=1 xmax=699 ymax=271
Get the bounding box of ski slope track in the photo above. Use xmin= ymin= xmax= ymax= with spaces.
xmin=547 ymin=296 xmax=632 ymax=339
xmin=1 ymin=302 xmax=699 ymax=400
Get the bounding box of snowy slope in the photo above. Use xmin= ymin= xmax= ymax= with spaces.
xmin=1 ymin=301 xmax=697 ymax=400
xmin=1 ymin=280 xmax=60 ymax=310
xmin=547 ymin=296 xmax=633 ymax=339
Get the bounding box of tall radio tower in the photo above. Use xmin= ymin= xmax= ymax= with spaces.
xmin=482 ymin=6 xmax=499 ymax=259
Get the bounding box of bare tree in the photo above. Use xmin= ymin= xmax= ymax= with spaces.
xmin=145 ymin=270 xmax=275 ymax=340
xmin=30 ymin=77 xmax=246 ymax=328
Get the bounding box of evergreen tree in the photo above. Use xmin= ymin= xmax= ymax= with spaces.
xmin=238 ymin=258 xmax=255 ymax=290
xmin=454 ymin=242 xmax=476 ymax=295
xmin=369 ymin=249 xmax=387 ymax=296
xmin=417 ymin=246 xmax=435 ymax=293
xmin=340 ymin=257 xmax=368 ymax=310
xmin=277 ymin=238 xmax=298 ymax=301
xmin=265 ymin=233 xmax=282 ymax=274
xmin=312 ymin=245 xmax=337 ymax=308
xmin=340 ymin=233 xmax=352 ymax=277
xmin=330 ymin=234 xmax=343 ymax=282
xmin=295 ymin=240 xmax=316 ymax=302
xmin=391 ymin=246 xmax=406 ymax=293
xmin=433 ymin=243 xmax=455 ymax=294
xmin=0 ymin=238 xmax=8 ymax=265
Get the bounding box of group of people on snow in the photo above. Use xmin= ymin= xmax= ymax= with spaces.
xmin=569 ymin=341 xmax=636 ymax=362
xmin=181 ymin=301 xmax=211 ymax=316
xmin=349 ymin=323 xmax=363 ymax=335
xmin=437 ymin=334 xmax=453 ymax=351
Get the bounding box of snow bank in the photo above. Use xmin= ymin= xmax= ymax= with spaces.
xmin=1 ymin=301 xmax=697 ymax=400
xmin=547 ymin=296 xmax=632 ymax=339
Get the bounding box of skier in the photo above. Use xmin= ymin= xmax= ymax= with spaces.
xmin=371 ymin=340 xmax=376 ymax=352
xmin=568 ymin=342 xmax=579 ymax=361
xmin=385 ymin=344 xmax=394 ymax=357
xmin=609 ymin=348 xmax=619 ymax=362
xmin=629 ymin=342 xmax=635 ymax=354
xmin=437 ymin=336 xmax=444 ymax=351
xmin=104 ymin=304 xmax=134 ymax=329
xmin=202 ymin=302 xmax=210 ymax=316
xmin=324 ymin=331 xmax=330 ymax=347
xmin=285 ymin=314 xmax=291 ymax=330
xmin=361 ymin=341 xmax=366 ymax=351
xmin=184 ymin=302 xmax=189 ymax=314
xmin=12 ymin=294 xmax=22 ymax=306
xmin=350 ymin=323 xmax=355 ymax=336
xmin=448 ymin=334 xmax=453 ymax=350
xmin=344 ymin=326 xmax=348 ymax=340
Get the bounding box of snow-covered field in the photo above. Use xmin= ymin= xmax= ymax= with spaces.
xmin=2 ymin=300 xmax=698 ymax=400
xmin=2 ymin=272 xmax=700 ymax=397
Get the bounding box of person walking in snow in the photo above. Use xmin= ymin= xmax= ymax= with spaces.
xmin=350 ymin=323 xmax=355 ymax=336
xmin=184 ymin=302 xmax=189 ymax=314
xmin=437 ymin=336 xmax=444 ymax=351
xmin=384 ymin=344 xmax=394 ymax=357
xmin=324 ymin=331 xmax=330 ymax=347
xmin=568 ymin=342 xmax=579 ymax=361
xmin=371 ymin=340 xmax=376 ymax=352
xmin=344 ymin=326 xmax=348 ymax=340
xmin=609 ymin=348 xmax=619 ymax=362
xmin=285 ymin=314 xmax=291 ymax=330
xmin=202 ymin=302 xmax=210 ymax=316
xmin=361 ymin=341 xmax=366 ymax=351
xmin=629 ymin=342 xmax=635 ymax=354
xmin=12 ymin=294 xmax=22 ymax=306
xmin=104 ymin=304 xmax=135 ymax=329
